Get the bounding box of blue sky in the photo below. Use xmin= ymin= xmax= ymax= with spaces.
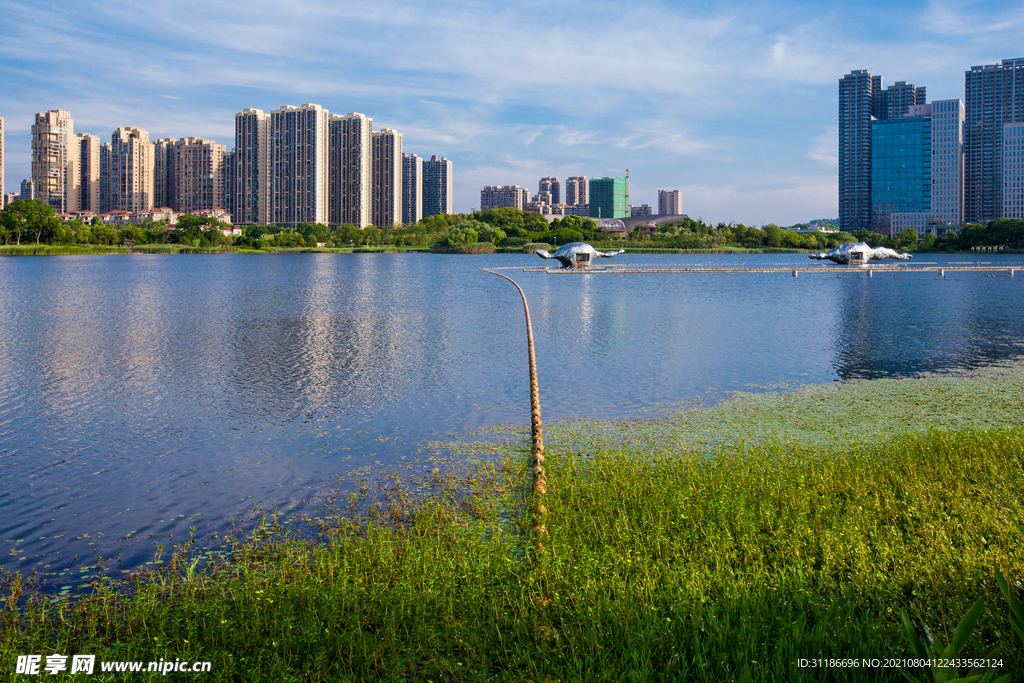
xmin=1 ymin=0 xmax=1022 ymax=225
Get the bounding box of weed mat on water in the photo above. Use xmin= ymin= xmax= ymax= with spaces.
xmin=3 ymin=369 xmax=1024 ymax=681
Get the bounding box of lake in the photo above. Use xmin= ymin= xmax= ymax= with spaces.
xmin=2 ymin=251 xmax=1023 ymax=578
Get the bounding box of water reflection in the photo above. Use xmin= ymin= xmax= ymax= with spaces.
xmin=0 ymin=252 xmax=1023 ymax=579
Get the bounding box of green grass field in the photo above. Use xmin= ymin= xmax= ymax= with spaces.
xmin=3 ymin=370 xmax=1023 ymax=681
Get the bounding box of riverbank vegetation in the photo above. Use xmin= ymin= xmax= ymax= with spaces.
xmin=3 ymin=369 xmax=1022 ymax=681
xmin=4 ymin=200 xmax=1023 ymax=256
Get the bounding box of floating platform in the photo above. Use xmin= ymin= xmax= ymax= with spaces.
xmin=522 ymin=263 xmax=1023 ymax=277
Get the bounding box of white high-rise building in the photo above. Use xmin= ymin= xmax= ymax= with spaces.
xmin=1004 ymin=122 xmax=1024 ymax=219
xmin=931 ymin=100 xmax=964 ymax=226
xmin=270 ymin=103 xmax=330 ymax=227
xmin=371 ymin=129 xmax=402 ymax=228
xmin=329 ymin=112 xmax=372 ymax=228
xmin=32 ymin=110 xmax=78 ymax=212
xmin=402 ymin=153 xmax=423 ymax=225
xmin=423 ymin=155 xmax=453 ymax=217
xmin=658 ymin=189 xmax=682 ymax=215
xmin=108 ymin=127 xmax=154 ymax=213
xmin=234 ymin=109 xmax=270 ymax=225
xmin=76 ymin=133 xmax=101 ymax=212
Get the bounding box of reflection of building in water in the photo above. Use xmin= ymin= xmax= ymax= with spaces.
xmin=830 ymin=275 xmax=1024 ymax=380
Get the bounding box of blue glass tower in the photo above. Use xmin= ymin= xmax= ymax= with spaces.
xmin=871 ymin=112 xmax=931 ymax=234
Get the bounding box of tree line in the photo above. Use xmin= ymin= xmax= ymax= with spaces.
xmin=3 ymin=200 xmax=1023 ymax=252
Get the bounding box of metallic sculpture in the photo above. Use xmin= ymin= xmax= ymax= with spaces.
xmin=535 ymin=242 xmax=625 ymax=268
xmin=809 ymin=242 xmax=912 ymax=264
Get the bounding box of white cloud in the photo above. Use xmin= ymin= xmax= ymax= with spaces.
xmin=808 ymin=127 xmax=838 ymax=165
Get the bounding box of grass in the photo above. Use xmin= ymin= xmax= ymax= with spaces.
xmin=3 ymin=422 xmax=1023 ymax=680
xmin=0 ymin=244 xmax=128 ymax=255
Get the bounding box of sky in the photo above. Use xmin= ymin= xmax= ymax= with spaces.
xmin=1 ymin=0 xmax=1022 ymax=226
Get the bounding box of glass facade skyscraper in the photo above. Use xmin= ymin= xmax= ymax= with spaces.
xmin=871 ymin=110 xmax=931 ymax=234
xmin=839 ymin=70 xmax=926 ymax=232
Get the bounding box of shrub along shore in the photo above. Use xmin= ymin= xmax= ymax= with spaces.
xmin=3 ymin=371 xmax=1023 ymax=681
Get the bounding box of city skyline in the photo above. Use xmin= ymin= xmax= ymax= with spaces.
xmin=1 ymin=0 xmax=1023 ymax=225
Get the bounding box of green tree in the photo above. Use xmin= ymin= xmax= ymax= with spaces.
xmin=1 ymin=199 xmax=57 ymax=245
xmin=444 ymin=225 xmax=478 ymax=248
xmin=897 ymin=228 xmax=918 ymax=250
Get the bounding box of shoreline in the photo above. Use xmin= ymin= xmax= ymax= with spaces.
xmin=3 ymin=368 xmax=1023 ymax=680
xmin=3 ymin=243 xmax=1023 ymax=257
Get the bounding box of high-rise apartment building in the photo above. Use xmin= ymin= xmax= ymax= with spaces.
xmin=270 ymin=103 xmax=330 ymax=227
xmin=871 ymin=105 xmax=932 ymax=235
xmin=32 ymin=110 xmax=77 ymax=212
xmin=0 ymin=117 xmax=4 ymax=202
xmin=839 ymin=70 xmax=926 ymax=232
xmin=588 ymin=177 xmax=629 ymax=218
xmin=174 ymin=137 xmax=225 ymax=214
xmin=525 ymin=190 xmax=552 ymax=214
xmin=234 ymin=109 xmax=270 ymax=224
xmin=539 ymin=177 xmax=560 ymax=205
xmin=401 ymin=153 xmax=423 ymax=225
xmin=371 ymin=129 xmax=402 ymax=228
xmin=221 ymin=149 xmax=235 ymax=218
xmin=20 ymin=178 xmax=34 ymax=201
xmin=423 ymin=155 xmax=453 ymax=217
xmin=1005 ymin=122 xmax=1024 ymax=219
xmin=153 ymin=138 xmax=176 ymax=209
xmin=964 ymin=58 xmax=1024 ymax=223
xmin=931 ymin=100 xmax=964 ymax=226
xmin=565 ymin=176 xmax=587 ymax=206
xmin=658 ymin=189 xmax=682 ymax=215
xmin=881 ymin=82 xmax=928 ymax=120
xmin=99 ymin=143 xmax=111 ymax=213
xmin=839 ymin=71 xmax=879 ymax=232
xmin=480 ymin=185 xmax=528 ymax=210
xmin=76 ymin=133 xmax=101 ymax=213
xmin=108 ymin=127 xmax=154 ymax=213
xmin=329 ymin=112 xmax=371 ymax=228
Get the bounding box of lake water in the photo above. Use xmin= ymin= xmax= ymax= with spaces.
xmin=2 ymin=252 xmax=1024 ymax=578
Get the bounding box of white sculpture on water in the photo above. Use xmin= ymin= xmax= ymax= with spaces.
xmin=809 ymin=242 xmax=912 ymax=264
xmin=535 ymin=242 xmax=625 ymax=268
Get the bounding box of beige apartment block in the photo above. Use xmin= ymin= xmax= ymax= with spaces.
xmin=108 ymin=127 xmax=154 ymax=213
xmin=565 ymin=176 xmax=587 ymax=206
xmin=32 ymin=110 xmax=78 ymax=212
xmin=539 ymin=177 xmax=560 ymax=205
xmin=234 ymin=108 xmax=269 ymax=224
xmin=481 ymin=185 xmax=528 ymax=211
xmin=658 ymin=189 xmax=682 ymax=215
xmin=371 ymin=129 xmax=402 ymax=228
xmin=76 ymin=133 xmax=101 ymax=212
xmin=270 ymin=104 xmax=329 ymax=227
xmin=153 ymin=138 xmax=176 ymax=209
xmin=329 ymin=112 xmax=372 ymax=228
xmin=174 ymin=137 xmax=226 ymax=214
xmin=0 ymin=116 xmax=4 ymax=201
